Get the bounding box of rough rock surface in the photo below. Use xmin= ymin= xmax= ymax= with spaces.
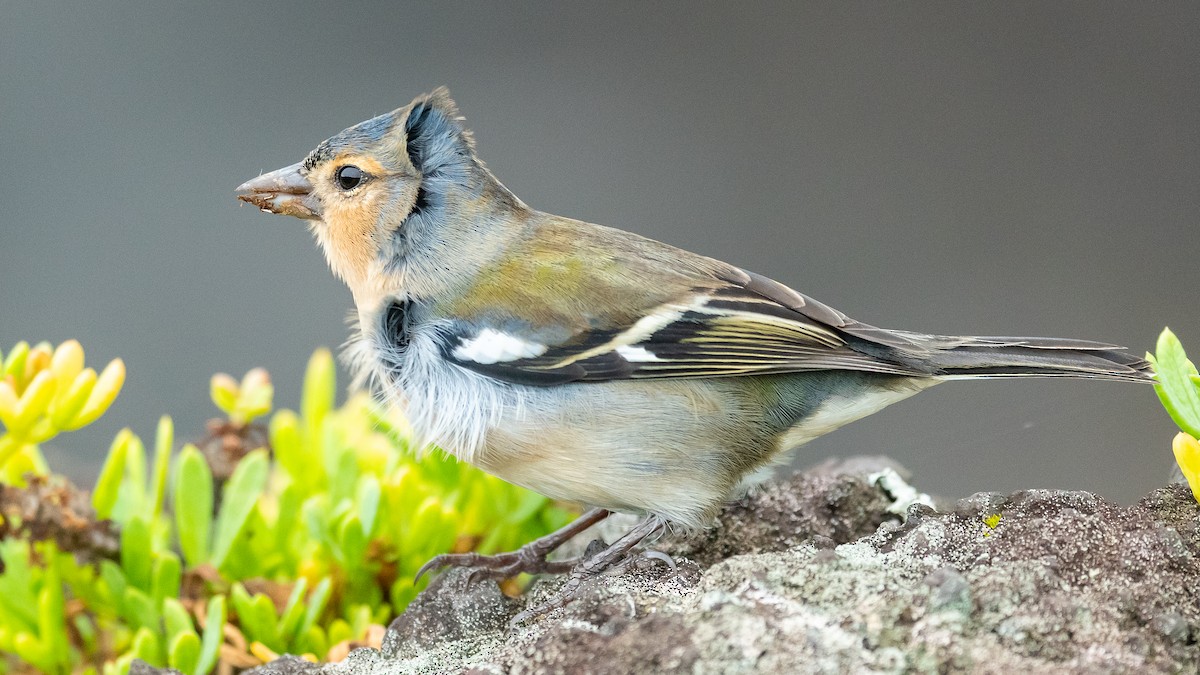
xmin=141 ymin=458 xmax=1200 ymax=674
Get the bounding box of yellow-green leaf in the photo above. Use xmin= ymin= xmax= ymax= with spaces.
xmin=13 ymin=370 xmax=55 ymax=433
xmin=211 ymin=448 xmax=269 ymax=570
xmin=209 ymin=373 xmax=239 ymax=416
xmin=174 ymin=445 xmax=213 ymax=567
xmin=150 ymin=416 xmax=173 ymax=518
xmin=1152 ymin=328 xmax=1200 ymax=438
xmin=65 ymin=358 xmax=125 ymax=430
xmin=0 ymin=379 xmax=19 ymax=431
xmin=3 ymin=342 xmax=30 ymax=381
xmin=49 ymin=368 xmax=96 ymax=430
xmin=301 ymin=348 xmax=335 ymax=427
xmin=120 ymin=516 xmax=153 ymax=591
xmin=50 ymin=339 xmax=84 ymax=391
xmin=161 ymin=597 xmax=194 ymax=644
xmin=93 ymin=429 xmax=132 ymax=519
xmin=168 ymin=631 xmax=201 ymax=675
xmin=195 ymin=596 xmax=225 ymax=675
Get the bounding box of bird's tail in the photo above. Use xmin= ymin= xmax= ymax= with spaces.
xmin=909 ymin=334 xmax=1153 ymax=383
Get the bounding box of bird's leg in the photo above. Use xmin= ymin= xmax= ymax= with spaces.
xmin=415 ymin=507 xmax=611 ymax=583
xmin=511 ymin=515 xmax=667 ymax=625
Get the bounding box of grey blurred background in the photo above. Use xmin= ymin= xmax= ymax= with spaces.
xmin=2 ymin=2 xmax=1197 ymax=503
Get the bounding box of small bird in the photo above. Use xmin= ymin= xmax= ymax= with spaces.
xmin=237 ymin=88 xmax=1151 ymax=610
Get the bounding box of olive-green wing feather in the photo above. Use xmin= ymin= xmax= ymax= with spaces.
xmin=443 ymin=267 xmax=932 ymax=386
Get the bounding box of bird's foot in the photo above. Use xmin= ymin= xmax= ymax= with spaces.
xmin=510 ymin=516 xmax=670 ymax=627
xmin=415 ymin=507 xmax=610 ymax=584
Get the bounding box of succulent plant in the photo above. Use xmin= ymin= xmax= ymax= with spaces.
xmin=1148 ymin=327 xmax=1200 ymax=503
xmin=0 ymin=340 xmax=124 ymax=485
xmin=0 ymin=343 xmax=573 ymax=674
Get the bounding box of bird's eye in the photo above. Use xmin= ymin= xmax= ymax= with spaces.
xmin=334 ymin=165 xmax=365 ymax=191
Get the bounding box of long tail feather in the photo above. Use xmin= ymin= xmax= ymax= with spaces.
xmin=917 ymin=335 xmax=1153 ymax=382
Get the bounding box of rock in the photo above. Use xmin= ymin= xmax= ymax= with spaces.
xmin=130 ymin=661 xmax=182 ymax=675
xmin=242 ymin=655 xmax=325 ymax=674
xmin=384 ymin=568 xmax=523 ymax=655
xmin=230 ymin=460 xmax=1200 ymax=673
xmin=665 ymin=469 xmax=895 ymax=567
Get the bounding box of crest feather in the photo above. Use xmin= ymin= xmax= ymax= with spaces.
xmin=402 ymin=87 xmax=477 ymax=173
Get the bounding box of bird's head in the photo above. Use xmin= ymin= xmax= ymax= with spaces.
xmin=237 ymin=88 xmax=521 ymax=308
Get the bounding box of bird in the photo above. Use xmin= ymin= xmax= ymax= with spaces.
xmin=237 ymin=87 xmax=1153 ymax=615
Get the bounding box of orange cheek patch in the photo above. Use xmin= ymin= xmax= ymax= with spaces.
xmin=309 ymin=152 xmax=416 ymax=287
xmin=322 ymin=193 xmax=383 ymax=284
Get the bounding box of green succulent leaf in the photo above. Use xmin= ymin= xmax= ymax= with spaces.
xmin=0 ymin=346 xmax=575 ymax=674
xmin=1152 ymin=328 xmax=1200 ymax=438
xmin=269 ymin=409 xmax=306 ymax=482
xmin=297 ymin=625 xmax=328 ymax=660
xmin=0 ymin=541 xmax=39 ymax=629
xmin=231 ymin=583 xmax=280 ymax=650
xmin=301 ymin=348 xmax=336 ymax=430
xmin=330 ymin=448 xmax=358 ymax=503
xmin=276 ymin=577 xmax=308 ymax=645
xmin=120 ymin=433 xmax=148 ymax=521
xmin=195 ymin=596 xmax=226 ymax=675
xmin=298 ymin=577 xmax=332 ymax=643
xmin=36 ymin=570 xmax=68 ymax=666
xmin=209 ymin=374 xmax=240 ymax=417
xmin=49 ymin=368 xmax=97 ymax=429
xmin=237 ymin=370 xmax=274 ymax=423
xmin=326 ymin=617 xmax=353 ymax=648
xmin=151 ymin=552 xmax=182 ymax=605
xmin=302 ymin=496 xmax=333 ymax=550
xmin=356 ymin=475 xmax=382 ymax=539
xmin=174 ymin=445 xmax=214 ymax=567
xmin=14 ymin=630 xmax=55 ymax=674
xmin=150 ymin=416 xmax=174 ymax=518
xmin=211 ymin=448 xmax=269 ymax=571
xmin=130 ymin=626 xmax=163 ymax=667
xmin=273 ymin=482 xmax=301 ymax=552
xmin=122 ymin=586 xmax=159 ymax=632
xmin=3 ymin=342 xmax=30 ymax=380
xmin=99 ymin=560 xmax=128 ymax=616
xmin=338 ymin=515 xmax=367 ymax=568
xmin=93 ymin=429 xmax=132 ymax=520
xmin=161 ymin=597 xmax=194 ymax=644
xmin=120 ymin=516 xmax=153 ymax=592
xmin=168 ymin=631 xmax=201 ymax=675
xmin=13 ymin=371 xmax=56 ymax=433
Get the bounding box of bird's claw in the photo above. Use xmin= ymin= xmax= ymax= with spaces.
xmin=415 ymin=507 xmax=612 ymax=585
xmin=639 ymin=549 xmax=678 ymax=574
xmin=415 ymin=550 xmax=516 ymax=583
xmin=415 ymin=548 xmax=581 ymax=585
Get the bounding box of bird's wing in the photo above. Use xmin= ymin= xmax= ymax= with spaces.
xmin=441 ymin=262 xmax=935 ymax=386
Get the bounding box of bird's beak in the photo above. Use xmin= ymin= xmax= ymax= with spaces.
xmin=236 ymin=162 xmax=322 ymax=220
